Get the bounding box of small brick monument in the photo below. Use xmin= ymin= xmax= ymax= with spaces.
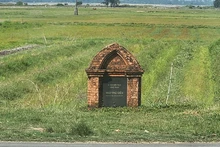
xmin=86 ymin=43 xmax=144 ymax=107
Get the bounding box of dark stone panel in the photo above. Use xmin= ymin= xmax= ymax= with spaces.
xmin=102 ymin=77 xmax=127 ymax=107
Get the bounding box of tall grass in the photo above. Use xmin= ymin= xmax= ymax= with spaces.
xmin=139 ymin=40 xmax=181 ymax=106
xmin=209 ymin=39 xmax=220 ymax=103
xmin=182 ymin=46 xmax=214 ymax=106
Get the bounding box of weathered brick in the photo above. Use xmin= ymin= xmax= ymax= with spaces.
xmin=86 ymin=43 xmax=144 ymax=107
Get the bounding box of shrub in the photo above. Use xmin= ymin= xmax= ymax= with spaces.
xmin=46 ymin=127 xmax=54 ymax=133
xmin=70 ymin=121 xmax=93 ymax=136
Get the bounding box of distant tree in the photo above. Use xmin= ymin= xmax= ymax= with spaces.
xmin=110 ymin=0 xmax=120 ymax=7
xmin=16 ymin=1 xmax=23 ymax=6
xmin=214 ymin=0 xmax=220 ymax=8
xmin=77 ymin=1 xmax=82 ymax=6
xmin=102 ymin=0 xmax=109 ymax=7
xmin=102 ymin=0 xmax=120 ymax=7
xmin=57 ymin=3 xmax=64 ymax=6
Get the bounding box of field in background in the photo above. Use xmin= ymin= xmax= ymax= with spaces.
xmin=0 ymin=6 xmax=220 ymax=142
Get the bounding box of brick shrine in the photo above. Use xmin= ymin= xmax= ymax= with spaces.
xmin=86 ymin=43 xmax=144 ymax=107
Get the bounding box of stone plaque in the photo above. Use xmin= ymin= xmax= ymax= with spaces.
xmin=86 ymin=43 xmax=144 ymax=108
xmin=102 ymin=77 xmax=127 ymax=107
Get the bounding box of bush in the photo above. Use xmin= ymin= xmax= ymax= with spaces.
xmin=70 ymin=121 xmax=93 ymax=136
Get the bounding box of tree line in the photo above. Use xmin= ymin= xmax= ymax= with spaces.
xmin=103 ymin=0 xmax=216 ymax=7
xmin=0 ymin=0 xmax=218 ymax=7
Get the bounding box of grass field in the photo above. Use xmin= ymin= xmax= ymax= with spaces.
xmin=0 ymin=5 xmax=220 ymax=142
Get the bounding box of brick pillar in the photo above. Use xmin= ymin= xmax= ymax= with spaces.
xmin=87 ymin=77 xmax=100 ymax=107
xmin=127 ymin=77 xmax=141 ymax=107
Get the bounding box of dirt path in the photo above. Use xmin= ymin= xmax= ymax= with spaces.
xmin=0 ymin=44 xmax=39 ymax=56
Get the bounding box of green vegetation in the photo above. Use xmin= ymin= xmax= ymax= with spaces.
xmin=214 ymin=0 xmax=220 ymax=8
xmin=0 ymin=6 xmax=220 ymax=142
xmin=209 ymin=40 xmax=220 ymax=102
xmin=102 ymin=0 xmax=120 ymax=7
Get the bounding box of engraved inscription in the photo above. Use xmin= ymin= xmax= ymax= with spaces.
xmin=102 ymin=77 xmax=127 ymax=107
xmin=105 ymin=84 xmax=124 ymax=97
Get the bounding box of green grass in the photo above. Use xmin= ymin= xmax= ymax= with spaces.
xmin=209 ymin=39 xmax=220 ymax=103
xmin=0 ymin=6 xmax=220 ymax=142
xmin=182 ymin=46 xmax=214 ymax=106
xmin=1 ymin=106 xmax=220 ymax=142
